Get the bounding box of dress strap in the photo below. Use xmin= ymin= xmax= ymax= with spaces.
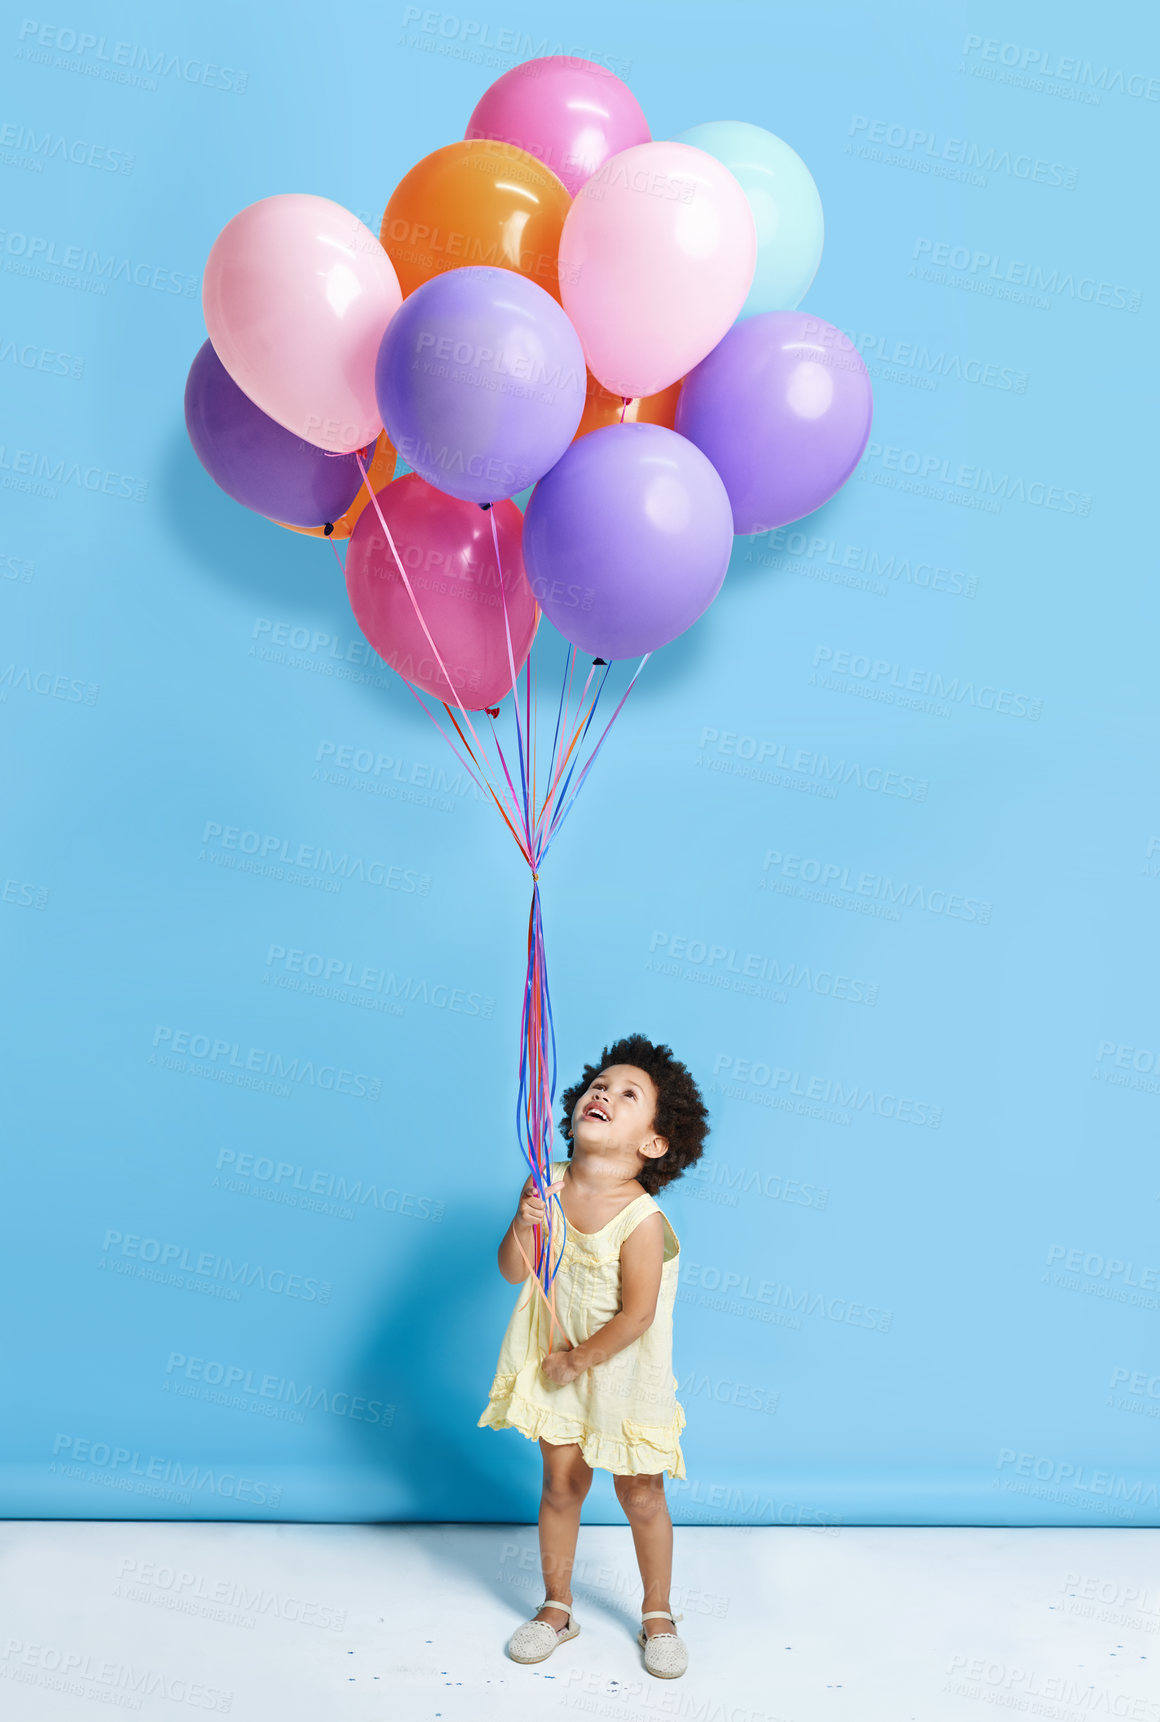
xmin=613 ymin=1191 xmax=659 ymax=1244
xmin=619 ymin=1192 xmax=680 ymax=1260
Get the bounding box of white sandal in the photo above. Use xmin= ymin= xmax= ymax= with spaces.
xmin=507 ymin=1598 xmax=580 ymax=1663
xmin=637 ymin=1608 xmax=687 ymax=1678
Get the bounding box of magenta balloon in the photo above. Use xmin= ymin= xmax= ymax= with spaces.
xmin=465 ymin=56 xmax=650 ymax=198
xmin=523 ymin=424 xmax=735 ymax=660
xmin=345 ymin=474 xmax=536 ymax=711
xmin=675 ymin=312 xmax=874 ymax=534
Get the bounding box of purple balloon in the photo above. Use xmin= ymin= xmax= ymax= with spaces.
xmin=523 ymin=424 xmax=735 ymax=659
xmin=183 ymin=341 xmax=364 ymax=527
xmin=675 ymin=312 xmax=874 ymax=534
xmin=375 ymin=267 xmax=585 ymax=505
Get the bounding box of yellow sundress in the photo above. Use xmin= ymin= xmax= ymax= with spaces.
xmin=477 ymin=1159 xmax=686 ymax=1478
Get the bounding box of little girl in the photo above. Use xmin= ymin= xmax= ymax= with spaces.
xmin=478 ymin=1031 xmax=709 ymax=1680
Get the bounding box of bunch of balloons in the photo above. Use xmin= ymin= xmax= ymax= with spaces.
xmin=185 ymin=57 xmax=873 ymax=680
xmin=183 ymin=58 xmax=873 ymax=1333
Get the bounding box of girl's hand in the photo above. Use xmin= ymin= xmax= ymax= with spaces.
xmin=516 ymin=1176 xmax=564 ymax=1231
xmin=541 ymin=1340 xmax=583 ymax=1386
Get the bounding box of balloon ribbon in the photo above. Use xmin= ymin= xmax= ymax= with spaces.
xmin=327 ymin=456 xmax=650 ymax=1351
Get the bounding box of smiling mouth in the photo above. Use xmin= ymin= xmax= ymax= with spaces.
xmin=583 ymin=1104 xmax=610 ymax=1123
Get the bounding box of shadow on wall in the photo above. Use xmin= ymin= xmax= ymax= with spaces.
xmin=161 ymin=423 xmax=354 ymax=613
xmin=349 ymin=1197 xmax=543 ymax=1529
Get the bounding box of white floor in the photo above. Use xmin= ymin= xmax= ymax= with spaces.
xmin=0 ymin=1521 xmax=1156 ymax=1721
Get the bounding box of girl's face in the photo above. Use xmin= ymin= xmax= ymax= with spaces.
xmin=572 ymin=1063 xmax=661 ymax=1155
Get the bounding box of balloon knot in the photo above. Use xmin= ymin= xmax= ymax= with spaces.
xmin=479 ymin=501 xmax=492 ymax=511
xmin=485 ymin=705 xmax=501 ymax=718
xmin=592 ymin=657 xmax=607 ymax=666
xmin=323 ymin=522 xmax=334 ymax=537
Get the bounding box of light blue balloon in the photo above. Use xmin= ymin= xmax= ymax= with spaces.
xmin=675 ymin=120 xmax=824 ymax=316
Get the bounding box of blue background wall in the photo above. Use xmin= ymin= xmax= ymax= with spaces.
xmin=3 ymin=0 xmax=1157 ymax=1526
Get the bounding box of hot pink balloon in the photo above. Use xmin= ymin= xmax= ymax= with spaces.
xmin=345 ymin=475 xmax=537 ymax=711
xmin=559 ymin=142 xmax=757 ymax=400
xmin=464 ymin=56 xmax=650 ymax=199
xmin=203 ymin=193 xmax=402 ymax=454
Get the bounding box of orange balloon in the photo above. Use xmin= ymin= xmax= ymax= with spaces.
xmin=380 ymin=139 xmax=571 ymax=302
xmin=275 ymin=431 xmax=396 ymax=540
xmin=574 ymin=373 xmax=684 ymax=441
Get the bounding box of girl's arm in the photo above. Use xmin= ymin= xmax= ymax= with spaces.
xmin=497 ymin=1173 xmax=564 ymax=1283
xmin=559 ymin=1212 xmax=665 ymax=1373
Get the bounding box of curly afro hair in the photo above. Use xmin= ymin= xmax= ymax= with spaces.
xmin=557 ymin=1032 xmax=710 ymax=1196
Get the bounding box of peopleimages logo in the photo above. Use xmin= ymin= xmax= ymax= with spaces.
xmin=647 ymin=930 xmax=879 ymax=1006
xmin=50 ymin=1433 xmax=278 ymax=1506
xmin=0 ymin=120 xmax=135 ymax=173
xmin=411 ymin=332 xmax=580 ymax=393
xmin=689 ymin=1157 xmax=829 ymax=1211
xmin=1046 ymin=1243 xmax=1160 ymax=1292
xmin=666 ymin=1475 xmax=840 ymax=1532
xmin=0 ymin=442 xmax=147 ymax=500
xmin=214 ymin=1148 xmax=446 ymax=1223
xmin=994 ymin=1447 xmax=1160 ymax=1509
xmin=395 ymin=436 xmax=531 ymax=493
xmin=101 ymin=1227 xmax=333 ymax=1303
xmin=912 ymin=238 xmax=1141 ymax=311
xmin=314 ymin=740 xmax=483 ymax=801
xmin=0 ymin=228 xmax=197 ymax=296
xmin=713 ymin=1052 xmax=942 ymax=1129
xmin=114 ymin=1557 xmax=348 ymax=1632
xmin=0 ymin=337 xmax=85 ymax=378
xmin=762 ymin=847 xmax=992 ymax=924
xmin=960 ymin=34 xmax=1160 ymax=102
xmin=2 ymin=874 xmax=49 ymax=909
xmin=151 ymin=1025 xmax=381 ymax=1101
xmin=0 ymin=662 xmax=98 ymax=703
xmin=0 ymin=1636 xmax=233 ymax=1711
xmin=696 ymin=722 xmax=930 ymax=801
xmin=811 ymin=645 xmax=1044 ymax=721
xmin=165 ymin=1353 xmax=393 ymax=1428
xmin=746 ymin=523 xmax=977 ymax=598
xmin=799 ymin=319 xmax=1025 ymax=396
xmin=680 ymin=1260 xmax=894 ymax=1332
xmin=584 ymin=159 xmax=695 ymax=203
xmin=848 ymin=116 xmax=1077 ymax=188
xmin=199 ymin=821 xmax=430 ymax=895
xmin=398 ymin=10 xmax=631 ymax=79
xmin=252 ymin=616 xmax=387 ymax=665
xmin=264 ymin=943 xmax=494 ymax=1017
xmin=391 ymin=227 xmax=563 ymax=289
xmin=860 ymin=439 xmax=1090 ymax=515
xmin=15 ymin=19 xmax=249 ymax=93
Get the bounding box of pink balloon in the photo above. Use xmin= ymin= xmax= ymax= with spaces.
xmin=559 ymin=142 xmax=757 ymax=399
xmin=203 ymin=194 xmax=402 ymax=454
xmin=345 ymin=475 xmax=537 ymax=711
xmin=465 ymin=56 xmax=650 ymax=199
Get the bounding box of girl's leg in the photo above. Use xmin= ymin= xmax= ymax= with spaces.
xmin=534 ymin=1437 xmax=593 ymax=1630
xmin=613 ymin=1470 xmax=674 ymax=1637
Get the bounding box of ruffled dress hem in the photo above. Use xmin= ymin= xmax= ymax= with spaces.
xmin=478 ymin=1370 xmax=687 ymax=1480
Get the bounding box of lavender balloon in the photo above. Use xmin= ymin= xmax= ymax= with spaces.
xmin=375 ymin=267 xmax=586 ymax=505
xmin=183 ymin=341 xmax=364 ymax=527
xmin=676 ymin=312 xmax=874 ymax=534
xmin=524 ymin=424 xmax=735 ymax=659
